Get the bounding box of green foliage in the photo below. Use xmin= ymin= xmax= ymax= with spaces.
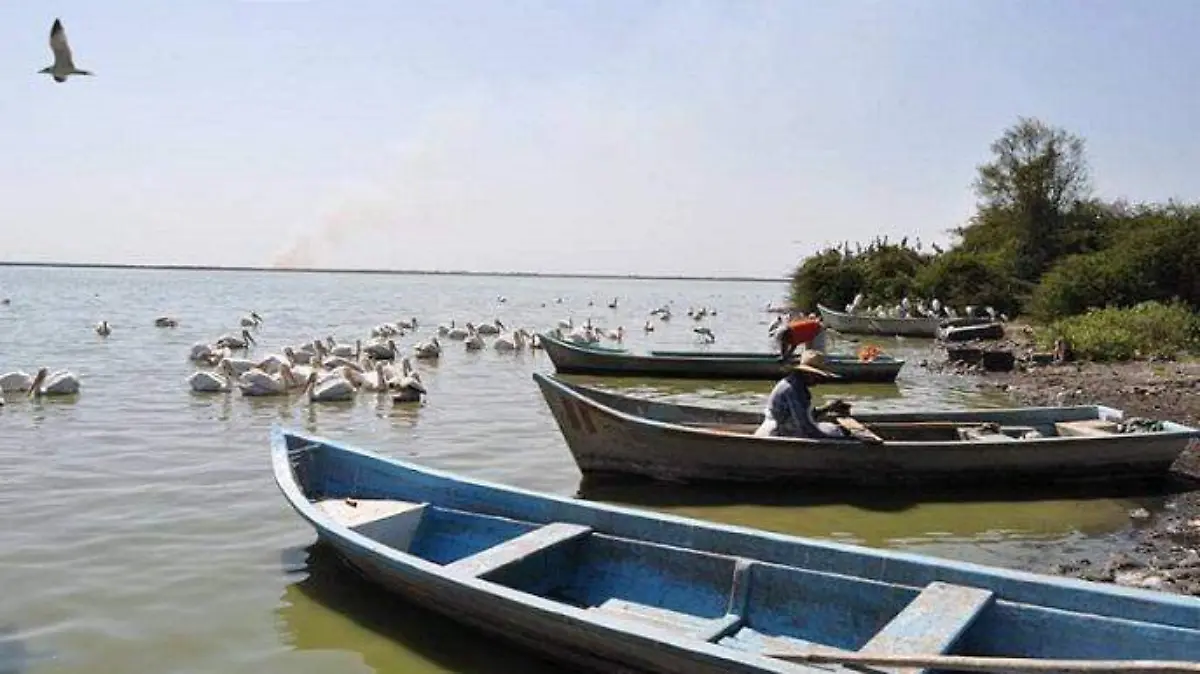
xmin=789 ymin=239 xmax=930 ymax=311
xmin=1029 ymin=202 xmax=1200 ymax=320
xmin=1035 ymin=302 xmax=1200 ymax=361
xmin=912 ymin=251 xmax=1020 ymax=316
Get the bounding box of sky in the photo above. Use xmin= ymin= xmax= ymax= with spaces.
xmin=2 ymin=1 xmax=1199 ymax=278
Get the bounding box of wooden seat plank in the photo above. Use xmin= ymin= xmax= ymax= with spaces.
xmin=444 ymin=522 xmax=591 ymax=578
xmin=857 ymin=581 xmax=994 ymax=673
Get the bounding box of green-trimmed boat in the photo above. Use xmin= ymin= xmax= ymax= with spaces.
xmin=539 ymin=333 xmax=904 ymax=383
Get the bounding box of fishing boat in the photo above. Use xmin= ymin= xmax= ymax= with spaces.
xmin=533 ymin=373 xmax=1200 ymax=486
xmin=818 ymin=303 xmax=989 ymax=338
xmin=273 ymin=426 xmax=1200 ymax=673
xmin=540 ymin=333 xmax=904 ymax=383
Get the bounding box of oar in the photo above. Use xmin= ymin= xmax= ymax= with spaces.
xmin=765 ymin=650 xmax=1200 ymax=673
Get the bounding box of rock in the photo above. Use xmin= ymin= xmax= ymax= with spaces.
xmin=1114 ymin=569 xmax=1167 ymax=590
xmin=1129 ymin=507 xmax=1152 ymax=521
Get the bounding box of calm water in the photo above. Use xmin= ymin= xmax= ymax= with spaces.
xmin=0 ymin=267 xmax=1155 ymax=673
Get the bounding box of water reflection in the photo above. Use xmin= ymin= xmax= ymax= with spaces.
xmin=276 ymin=545 xmax=565 ymax=674
xmin=577 ymin=477 xmax=1174 ymax=549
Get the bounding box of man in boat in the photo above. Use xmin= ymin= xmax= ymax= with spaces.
xmin=774 ymin=316 xmax=828 ymax=360
xmin=754 ymin=349 xmax=851 ymax=438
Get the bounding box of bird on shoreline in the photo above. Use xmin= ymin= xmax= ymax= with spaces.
xmin=40 ymin=19 xmax=94 ymax=83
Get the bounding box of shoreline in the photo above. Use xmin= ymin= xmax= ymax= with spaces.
xmin=962 ymin=340 xmax=1200 ymax=595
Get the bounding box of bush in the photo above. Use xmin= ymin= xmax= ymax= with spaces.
xmin=1035 ymin=301 xmax=1200 ymax=361
xmin=789 ymin=249 xmax=865 ymax=312
xmin=912 ymin=251 xmax=1020 ymax=317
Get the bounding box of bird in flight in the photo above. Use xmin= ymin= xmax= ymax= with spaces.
xmin=39 ymin=18 xmax=94 ymax=83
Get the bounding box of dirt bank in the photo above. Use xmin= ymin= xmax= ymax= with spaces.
xmin=953 ymin=336 xmax=1200 ymax=594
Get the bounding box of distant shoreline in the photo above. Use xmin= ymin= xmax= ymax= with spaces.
xmin=0 ymin=260 xmax=784 ymax=284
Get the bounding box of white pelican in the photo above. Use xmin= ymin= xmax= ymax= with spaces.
xmin=216 ymin=329 xmax=256 ymax=350
xmin=95 ymin=321 xmax=111 ymax=337
xmin=493 ymin=329 xmax=527 ymax=352
xmin=392 ymin=359 xmax=426 ymax=403
xmin=155 ymin=317 xmax=179 ymax=328
xmin=556 ymin=317 xmax=573 ymax=330
xmin=40 ymin=19 xmax=94 ymax=84
xmin=447 ymin=323 xmax=471 ymax=341
xmin=529 ymin=333 xmax=543 ymax=349
xmin=476 ymin=319 xmax=504 ymax=336
xmin=643 ymin=320 xmax=654 ymax=333
xmin=412 ymin=337 xmax=441 ymax=360
xmin=347 ymin=363 xmax=389 ymax=392
xmin=0 ymin=371 xmax=35 ymax=393
xmin=301 ymin=370 xmax=356 ymax=403
xmin=255 ymin=349 xmax=295 ymax=374
xmin=188 ymin=360 xmax=235 ymax=393
xmin=694 ymin=327 xmax=716 ymax=343
xmin=328 ymin=338 xmax=360 ymax=359
xmin=28 ymin=368 xmax=80 ymax=396
xmin=237 ymin=365 xmax=297 ymax=397
xmin=397 ymin=317 xmax=418 ymax=330
xmin=464 ymin=327 xmax=485 ymax=351
xmin=363 ymin=339 xmax=398 ymax=361
xmin=605 ymin=326 xmax=625 ymax=342
xmin=371 ymin=323 xmax=400 ymax=338
xmin=322 ymin=355 xmax=363 ymax=371
xmin=240 ymin=312 xmax=263 ymax=328
xmin=217 ymin=355 xmax=259 ymax=377
xmin=437 ymin=320 xmax=454 ymax=336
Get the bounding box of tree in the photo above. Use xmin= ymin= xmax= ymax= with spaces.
xmin=972 ymin=117 xmax=1092 ymax=281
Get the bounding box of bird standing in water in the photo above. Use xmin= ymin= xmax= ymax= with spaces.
xmin=40 ymin=19 xmax=94 ymax=83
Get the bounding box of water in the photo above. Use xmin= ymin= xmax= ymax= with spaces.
xmin=0 ymin=266 xmax=1154 ymax=673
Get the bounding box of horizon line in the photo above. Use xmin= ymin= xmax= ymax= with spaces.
xmin=0 ymin=260 xmax=786 ymax=284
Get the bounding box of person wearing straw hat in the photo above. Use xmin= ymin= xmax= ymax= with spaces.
xmin=754 ymin=349 xmax=851 ymax=438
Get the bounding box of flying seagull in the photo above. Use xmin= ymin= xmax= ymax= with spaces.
xmin=40 ymin=19 xmax=94 ymax=83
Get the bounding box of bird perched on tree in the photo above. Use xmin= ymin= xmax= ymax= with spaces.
xmin=40 ymin=19 xmax=94 ymax=83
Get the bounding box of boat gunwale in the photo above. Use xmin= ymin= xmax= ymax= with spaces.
xmin=536 ymin=373 xmax=1200 ymax=447
xmin=270 ymin=424 xmax=1200 ymax=640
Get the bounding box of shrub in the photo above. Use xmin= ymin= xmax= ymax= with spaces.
xmin=1035 ymin=301 xmax=1200 ymax=361
xmin=912 ymin=251 xmax=1020 ymax=317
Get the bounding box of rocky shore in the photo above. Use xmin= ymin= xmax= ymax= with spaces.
xmin=936 ymin=329 xmax=1200 ymax=595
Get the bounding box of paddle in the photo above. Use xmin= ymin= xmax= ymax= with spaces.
xmin=764 ymin=650 xmax=1200 ymax=673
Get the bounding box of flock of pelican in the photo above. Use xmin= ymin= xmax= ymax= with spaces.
xmin=3 ymin=295 xmax=735 ymax=411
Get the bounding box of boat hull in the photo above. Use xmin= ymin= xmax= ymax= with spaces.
xmin=273 ymin=427 xmax=1200 ymax=673
xmin=818 ymin=304 xmax=989 ymax=338
xmin=533 ymin=373 xmax=1198 ymax=486
xmin=540 ymin=333 xmax=903 ymax=383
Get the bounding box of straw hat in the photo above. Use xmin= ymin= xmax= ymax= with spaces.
xmin=790 ymin=349 xmax=840 ymax=379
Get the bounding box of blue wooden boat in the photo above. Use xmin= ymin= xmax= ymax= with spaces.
xmin=540 ymin=332 xmax=904 ymax=383
xmin=272 ymin=426 xmax=1200 ymax=673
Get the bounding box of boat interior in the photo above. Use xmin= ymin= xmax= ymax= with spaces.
xmin=680 ymin=417 xmax=1135 ymax=442
xmin=288 ymin=439 xmax=1200 ymax=665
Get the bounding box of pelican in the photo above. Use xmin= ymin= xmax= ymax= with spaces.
xmin=217 ymin=355 xmax=259 ymax=377
xmin=447 ymin=323 xmax=471 ymax=341
xmin=493 ymin=329 xmax=527 ymax=352
xmin=240 ymin=313 xmax=262 ymax=328
xmin=237 ymin=365 xmax=297 ymax=397
xmin=40 ymin=19 xmax=94 ymax=83
xmin=28 ymin=368 xmax=80 ymax=396
xmin=437 ymin=320 xmax=454 ymax=336
xmin=694 ymin=326 xmax=716 ymax=343
xmin=476 ymin=319 xmax=504 ymax=336
xmin=95 ymin=320 xmax=111 ymax=336
xmin=643 ymin=320 xmax=654 ymax=333
xmin=605 ymin=326 xmax=625 ymax=342
xmin=392 ymin=359 xmax=426 ymax=403
xmin=397 ymin=317 xmax=418 ymax=330
xmin=155 ymin=317 xmax=179 ymax=328
xmin=363 ymin=339 xmax=398 ymax=361
xmin=464 ymin=327 xmax=485 ymax=351
xmin=556 ymin=317 xmax=573 ymax=330
xmin=189 ymin=343 xmax=224 ymax=364
xmin=255 ymin=348 xmax=296 ymax=374
xmin=529 ymin=333 xmax=543 ymax=349
xmin=413 ymin=337 xmax=441 ymax=360
xmin=301 ymin=370 xmax=356 ymax=403
xmin=188 ymin=360 xmax=235 ymax=393
xmin=326 ymin=338 xmax=360 ymax=360
xmin=0 ymin=371 xmax=35 ymax=393
xmin=216 ymin=329 xmax=256 ymax=350
xmin=347 ymin=363 xmax=389 ymax=392
xmin=608 ymin=297 xmax=618 ymax=309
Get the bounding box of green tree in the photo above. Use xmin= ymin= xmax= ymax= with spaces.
xmin=971 ymin=117 xmax=1092 ymax=281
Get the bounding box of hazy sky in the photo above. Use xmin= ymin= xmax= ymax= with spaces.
xmin=2 ymin=1 xmax=1198 ymax=277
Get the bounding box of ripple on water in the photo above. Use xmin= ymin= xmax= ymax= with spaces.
xmin=0 ymin=267 xmax=1145 ymax=674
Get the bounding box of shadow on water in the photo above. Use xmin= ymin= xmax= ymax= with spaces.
xmin=276 ymin=544 xmax=566 ymax=674
xmin=575 ymin=476 xmax=1184 ymax=549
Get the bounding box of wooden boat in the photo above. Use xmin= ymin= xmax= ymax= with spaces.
xmin=540 ymin=333 xmax=904 ymax=383
xmin=817 ymin=303 xmax=989 ymax=338
xmin=533 ymin=373 xmax=1200 ymax=486
xmin=273 ymin=426 xmax=1200 ymax=674
xmin=940 ymin=321 xmax=1006 ymax=342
